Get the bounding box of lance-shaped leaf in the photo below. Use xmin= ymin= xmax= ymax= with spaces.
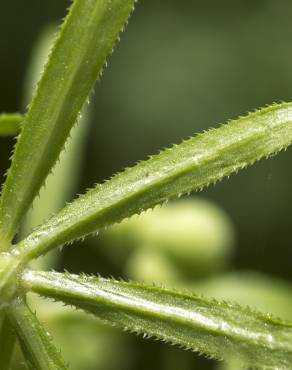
xmin=0 ymin=113 xmax=23 ymax=136
xmin=22 ymin=270 xmax=292 ymax=369
xmin=7 ymin=297 xmax=67 ymax=370
xmin=21 ymin=24 xmax=92 ymax=271
xmin=0 ymin=0 xmax=136 ymax=245
xmin=15 ymin=103 xmax=292 ymax=262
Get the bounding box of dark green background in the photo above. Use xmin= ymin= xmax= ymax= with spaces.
xmin=1 ymin=1 xmax=292 ymax=369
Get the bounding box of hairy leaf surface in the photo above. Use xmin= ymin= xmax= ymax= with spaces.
xmin=22 ymin=270 xmax=292 ymax=369
xmin=16 ymin=103 xmax=292 ymax=261
xmin=8 ymin=297 xmax=67 ymax=370
xmin=0 ymin=0 xmax=136 ymax=244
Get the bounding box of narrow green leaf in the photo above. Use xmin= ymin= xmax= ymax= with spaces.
xmin=22 ymin=270 xmax=292 ymax=369
xmin=7 ymin=297 xmax=68 ymax=370
xmin=20 ymin=24 xmax=92 ymax=271
xmin=16 ymin=103 xmax=292 ymax=262
xmin=0 ymin=314 xmax=16 ymax=370
xmin=0 ymin=0 xmax=136 ymax=245
xmin=0 ymin=113 xmax=23 ymax=136
xmin=27 ymin=295 xmax=130 ymax=370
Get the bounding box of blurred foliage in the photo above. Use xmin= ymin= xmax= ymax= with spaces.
xmin=1 ymin=0 xmax=292 ymax=369
xmin=105 ymin=199 xmax=234 ymax=281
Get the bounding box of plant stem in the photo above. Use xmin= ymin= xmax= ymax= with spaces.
xmin=0 ymin=313 xmax=16 ymax=370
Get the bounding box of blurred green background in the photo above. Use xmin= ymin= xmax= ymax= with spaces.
xmin=1 ymin=1 xmax=292 ymax=369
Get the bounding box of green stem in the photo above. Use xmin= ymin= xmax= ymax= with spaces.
xmin=0 ymin=313 xmax=16 ymax=370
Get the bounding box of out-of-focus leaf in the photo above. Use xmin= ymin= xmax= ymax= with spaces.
xmin=192 ymin=271 xmax=292 ymax=322
xmin=108 ymin=199 xmax=234 ymax=278
xmin=0 ymin=114 xmax=23 ymax=136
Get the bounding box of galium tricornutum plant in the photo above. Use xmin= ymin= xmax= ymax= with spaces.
xmin=1 ymin=1 xmax=292 ymax=369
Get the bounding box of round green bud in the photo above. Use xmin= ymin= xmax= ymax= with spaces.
xmin=107 ymin=198 xmax=235 ymax=278
xmin=125 ymin=247 xmax=182 ymax=285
